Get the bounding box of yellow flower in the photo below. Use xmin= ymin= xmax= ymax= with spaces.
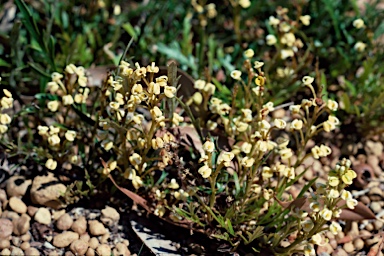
xmin=303 ymin=244 xmax=315 ymax=256
xmin=65 ymin=130 xmax=77 ymax=142
xmin=168 ymin=178 xmax=179 ymax=189
xmin=236 ymin=121 xmax=248 ymax=132
xmin=302 ymin=219 xmax=314 ymax=232
xmin=65 ymin=64 xmax=77 ymax=74
xmin=266 ymin=34 xmax=277 ymax=45
xmin=280 ymin=49 xmax=294 ymax=59
xmin=346 ymin=198 xmax=358 ymax=209
xmin=340 ymin=190 xmax=352 ymax=200
xmin=320 ymin=208 xmax=332 ymax=221
xmin=328 ymin=189 xmax=340 ymax=198
xmin=354 ymin=41 xmax=366 ymax=52
xmin=252 ymin=86 xmax=263 ymax=96
xmin=192 ymin=92 xmax=203 ymax=104
xmin=254 ymin=61 xmax=264 ymax=69
xmin=154 ymin=205 xmax=166 ymax=217
xmin=230 ymin=70 xmax=242 ymax=80
xmin=164 ymin=86 xmax=176 ymax=98
xmin=62 ymin=95 xmax=74 ymax=105
xmin=274 ymin=119 xmax=286 ymax=129
xmin=45 ymin=158 xmax=57 ymax=170
xmin=341 ymin=169 xmax=356 ymax=185
xmin=217 ymin=152 xmax=234 ymax=167
xmin=174 ymin=189 xmax=189 ymax=201
xmin=1 ymin=97 xmax=13 ymax=109
xmin=132 ymin=114 xmax=144 ymax=125
xmin=328 ymin=176 xmax=339 ymax=187
xmin=198 ymin=164 xmax=212 ymax=178
xmin=291 ymin=119 xmax=303 ymax=130
xmin=47 ymin=101 xmax=59 ymax=112
xmin=238 ymin=0 xmax=251 ymax=8
xmin=302 ymin=76 xmax=314 ymax=85
xmin=203 ymin=83 xmax=216 ymax=95
xmin=255 ymin=76 xmax=265 ymax=86
xmin=152 ymin=137 xmax=164 ymax=150
xmin=203 ymin=141 xmax=215 ymax=153
xmin=194 ymin=79 xmax=206 ymax=90
xmin=207 ymin=120 xmax=217 ymax=131
xmin=48 ymin=134 xmax=60 ymax=146
xmin=78 ymin=76 xmax=87 ymax=87
xmin=129 ymin=153 xmax=142 ymax=166
xmin=241 ymin=157 xmax=254 ymax=167
xmin=261 ymin=166 xmax=273 ymax=179
xmin=280 ymin=148 xmax=293 ymax=160
xmin=0 ymin=113 xmax=11 ymax=125
xmin=0 ymin=125 xmax=8 ymax=134
xmin=109 ymin=101 xmax=120 ymax=110
xmin=240 ymin=142 xmax=252 ymax=154
xmin=309 ymin=201 xmax=320 ymax=212
xmin=323 ymin=120 xmax=336 ymax=132
xmin=289 ymin=104 xmax=301 ymax=114
xmin=268 ymin=16 xmax=280 ymax=27
xmin=281 ymin=32 xmax=296 ymax=47
xmin=329 ymin=221 xmax=342 ymax=235
xmin=151 ymin=106 xmax=163 ymax=118
xmin=146 ymin=62 xmax=159 ymax=73
xmin=353 ymin=18 xmax=365 ymax=29
xmin=299 ymin=15 xmax=311 ymax=26
xmin=244 ymin=49 xmax=254 ymax=58
xmin=101 ymin=141 xmax=114 ymax=151
xmin=327 ymin=99 xmax=338 ymax=111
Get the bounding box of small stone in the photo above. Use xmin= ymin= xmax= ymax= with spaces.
xmin=34 ymin=208 xmax=51 ymax=225
xmin=70 ymin=240 xmax=88 ymax=255
xmin=123 ymin=239 xmax=129 ymax=246
xmin=9 ymin=197 xmax=27 ymax=214
xmin=21 ymin=233 xmax=31 ymax=242
xmin=96 ymin=244 xmax=111 ymax=256
xmin=374 ymin=219 xmax=384 ymax=230
xmin=0 ymin=190 xmax=7 ymax=203
xmin=44 ymin=241 xmax=55 ymax=249
xmin=354 ymin=238 xmax=364 ymax=251
xmin=89 ymin=237 xmax=99 ymax=249
xmin=30 ymin=173 xmax=67 ymax=209
xmin=317 ymin=243 xmax=333 ymax=254
xmin=343 ymin=241 xmax=354 ymax=253
xmin=64 ymin=251 xmax=75 ymax=256
xmin=80 ymin=233 xmax=90 ymax=242
xmin=2 ymin=210 xmax=19 ymax=221
xmin=20 ymin=242 xmax=30 ymax=251
xmin=365 ymin=140 xmax=383 ymax=157
xmin=371 ymin=201 xmax=381 ymax=213
xmin=14 ymin=214 xmax=30 ymax=236
xmin=0 ymin=249 xmax=10 ymax=256
xmin=6 ymin=176 xmax=32 ymax=198
xmin=85 ymin=248 xmax=95 ymax=256
xmin=114 ymin=243 xmax=130 ymax=256
xmin=88 ymin=220 xmax=106 ymax=236
xmin=52 ymin=210 xmax=66 ymax=220
xmin=71 ymin=216 xmax=86 ymax=235
xmin=366 ymin=235 xmax=380 ymax=246
xmin=332 ymin=248 xmax=348 ymax=256
xmin=360 ymin=195 xmax=370 ymax=205
xmin=52 ymin=231 xmax=79 ymax=248
xmin=27 ymin=206 xmax=38 ymax=217
xmin=48 ymin=251 xmax=59 ymax=256
xmin=101 ymin=206 xmax=120 ymax=226
xmin=24 ymin=248 xmax=40 ymax=256
xmin=369 ymin=186 xmax=383 ymax=197
xmin=10 ymin=246 xmax=24 ymax=256
xmin=0 ymin=240 xmax=10 ymax=250
xmin=100 ymin=233 xmax=110 ymax=244
xmin=57 ymin=213 xmax=73 ymax=230
xmin=0 ymin=218 xmax=13 ymax=239
xmin=11 ymin=237 xmax=20 ymax=246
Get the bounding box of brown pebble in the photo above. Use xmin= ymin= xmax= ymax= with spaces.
xmin=70 ymin=240 xmax=88 ymax=255
xmin=114 ymin=243 xmax=131 ymax=256
xmin=9 ymin=197 xmax=27 ymax=214
xmin=100 ymin=233 xmax=110 ymax=244
xmin=52 ymin=231 xmax=79 ymax=248
xmin=20 ymin=233 xmax=31 ymax=242
xmin=365 ymin=223 xmax=374 ymax=231
xmin=57 ymin=213 xmax=73 ymax=231
xmin=374 ymin=219 xmax=384 ymax=230
xmin=89 ymin=237 xmax=99 ymax=249
xmin=96 ymin=244 xmax=111 ymax=256
xmin=11 ymin=237 xmax=20 ymax=246
xmin=24 ymin=248 xmax=40 ymax=256
xmin=332 ymin=248 xmax=348 ymax=256
xmin=52 ymin=210 xmax=66 ymax=220
xmin=71 ymin=216 xmax=87 ymax=235
xmin=34 ymin=208 xmax=51 ymax=225
xmin=366 ymin=235 xmax=380 ymax=246
xmin=0 ymin=240 xmax=10 ymax=250
xmin=85 ymin=248 xmax=95 ymax=256
xmin=371 ymin=201 xmax=381 ymax=213
xmin=360 ymin=195 xmax=370 ymax=205
xmin=0 ymin=190 xmax=7 ymax=203
xmin=14 ymin=214 xmax=31 ymax=236
xmin=123 ymin=239 xmax=129 ymax=246
xmin=343 ymin=241 xmax=354 ymax=253
xmin=27 ymin=206 xmax=38 ymax=217
xmin=64 ymin=251 xmax=75 ymax=256
xmin=354 ymin=238 xmax=364 ymax=251
xmin=10 ymin=246 xmax=24 ymax=256
xmin=0 ymin=249 xmax=11 ymax=256
xmin=20 ymin=241 xmax=30 ymax=251
xmin=0 ymin=218 xmax=13 ymax=239
xmin=88 ymin=220 xmax=107 ymax=236
xmin=80 ymin=233 xmax=90 ymax=242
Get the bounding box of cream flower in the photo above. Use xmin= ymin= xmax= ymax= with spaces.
xmin=302 ymin=76 xmax=314 ymax=85
xmin=0 ymin=125 xmax=8 ymax=134
xmin=299 ymin=15 xmax=311 ymax=26
xmin=280 ymin=148 xmax=293 ymax=160
xmin=62 ymin=95 xmax=74 ymax=105
xmin=48 ymin=134 xmax=60 ymax=146
xmin=266 ymin=34 xmax=277 ymax=45
xmin=274 ymin=119 xmax=286 ymax=129
xmin=217 ymin=152 xmax=234 ymax=167
xmin=65 ymin=130 xmax=77 ymax=142
xmin=168 ymin=178 xmax=179 ymax=189
xmin=254 ymin=61 xmax=264 ymax=69
xmin=302 ymin=219 xmax=314 ymax=232
xmin=329 ymin=221 xmax=342 ymax=235
xmin=327 ymin=99 xmax=338 ymax=111
xmin=354 ymin=41 xmax=366 ymax=52
xmin=45 ymin=159 xmax=57 ymax=170
xmin=268 ymin=16 xmax=280 ymax=26
xmin=47 ymin=101 xmax=59 ymax=112
xmin=0 ymin=113 xmax=11 ymax=125
xmin=164 ymin=86 xmax=176 ymax=98
xmin=241 ymin=157 xmax=254 ymax=167
xmin=280 ymin=49 xmax=294 ymax=59
xmin=353 ymin=18 xmax=365 ymax=29
xmin=198 ymin=164 xmax=212 ymax=178
xmin=203 ymin=141 xmax=215 ymax=153
xmin=230 ymin=70 xmax=242 ymax=80
xmin=291 ymin=119 xmax=303 ymax=130
xmin=194 ymin=79 xmax=206 ymax=90
xmin=238 ymin=0 xmax=251 ymax=8
xmin=244 ymin=49 xmax=254 ymax=58
xmin=129 ymin=153 xmax=142 ymax=166
xmin=320 ymin=207 xmax=332 ymax=221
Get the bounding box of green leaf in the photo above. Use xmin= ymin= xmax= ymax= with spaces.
xmin=0 ymin=59 xmax=11 ymax=67
xmin=122 ymin=23 xmax=138 ymax=41
xmin=156 ymin=42 xmax=196 ymax=71
xmin=297 ymin=177 xmax=318 ymax=198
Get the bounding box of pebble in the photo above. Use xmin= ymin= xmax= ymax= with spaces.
xmin=10 ymin=246 xmax=24 ymax=256
xmin=14 ymin=214 xmax=30 ymax=236
xmin=0 ymin=240 xmax=10 ymax=250
xmin=354 ymin=238 xmax=364 ymax=251
xmin=70 ymin=240 xmax=88 ymax=255
xmin=34 ymin=208 xmax=52 ymax=225
xmin=71 ymin=216 xmax=87 ymax=234
xmin=86 ymin=248 xmax=95 ymax=256
xmin=114 ymin=243 xmax=130 ymax=256
xmin=88 ymin=220 xmax=107 ymax=236
xmin=52 ymin=231 xmax=79 ymax=248
xmin=80 ymin=233 xmax=90 ymax=242
xmin=96 ymin=244 xmax=111 ymax=256
xmin=374 ymin=219 xmax=384 ymax=230
xmin=24 ymin=248 xmax=40 ymax=256
xmin=57 ymin=213 xmax=73 ymax=230
xmin=27 ymin=206 xmax=38 ymax=217
xmin=89 ymin=237 xmax=99 ymax=249
xmin=101 ymin=206 xmax=120 ymax=226
xmin=0 ymin=249 xmax=10 ymax=256
xmin=9 ymin=197 xmax=27 ymax=214
xmin=370 ymin=201 xmax=381 ymax=213
xmin=343 ymin=242 xmax=354 ymax=253
xmin=100 ymin=233 xmax=110 ymax=244
xmin=2 ymin=210 xmax=19 ymax=221
xmin=52 ymin=210 xmax=66 ymax=220
xmin=64 ymin=251 xmax=75 ymax=256
xmin=21 ymin=233 xmax=31 ymax=242
xmin=360 ymin=195 xmax=370 ymax=205
xmin=365 ymin=140 xmax=383 ymax=156
xmin=332 ymin=248 xmax=348 ymax=256
xmin=11 ymin=237 xmax=20 ymax=246
xmin=0 ymin=218 xmax=13 ymax=239
xmin=30 ymin=173 xmax=66 ymax=209
xmin=19 ymin=242 xmax=30 ymax=251
xmin=6 ymin=176 xmax=31 ymax=198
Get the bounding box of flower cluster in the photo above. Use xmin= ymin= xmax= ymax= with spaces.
xmin=0 ymin=78 xmax=13 ymax=135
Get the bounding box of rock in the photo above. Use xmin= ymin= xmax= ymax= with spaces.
xmin=88 ymin=220 xmax=106 ymax=236
xmin=365 ymin=140 xmax=383 ymax=157
xmin=14 ymin=214 xmax=30 ymax=236
xmin=0 ymin=218 xmax=13 ymax=239
xmin=34 ymin=208 xmax=51 ymax=225
xmin=114 ymin=243 xmax=131 ymax=256
xmin=52 ymin=231 xmax=79 ymax=248
xmin=27 ymin=206 xmax=38 ymax=217
xmin=101 ymin=206 xmax=120 ymax=226
xmin=71 ymin=216 xmax=86 ymax=234
xmin=6 ymin=176 xmax=32 ymax=198
xmin=80 ymin=233 xmax=90 ymax=242
xmin=100 ymin=233 xmax=110 ymax=244
xmin=332 ymin=248 xmax=348 ymax=256
xmin=70 ymin=240 xmax=88 ymax=255
xmin=24 ymin=248 xmax=40 ymax=256
xmin=30 ymin=173 xmax=67 ymax=209
xmin=57 ymin=213 xmax=73 ymax=231
xmin=0 ymin=240 xmax=10 ymax=250
xmin=2 ymin=210 xmax=19 ymax=221
xmin=96 ymin=244 xmax=111 ymax=256
xmin=354 ymin=238 xmax=364 ymax=251
xmin=9 ymin=197 xmax=27 ymax=214
xmin=11 ymin=237 xmax=20 ymax=246
xmin=343 ymin=242 xmax=354 ymax=253
xmin=64 ymin=251 xmax=75 ymax=256
xmin=52 ymin=210 xmax=66 ymax=220
xmin=0 ymin=248 xmax=10 ymax=256
xmin=20 ymin=233 xmax=31 ymax=242
xmin=89 ymin=237 xmax=99 ymax=249
xmin=19 ymin=242 xmax=30 ymax=251
xmin=85 ymin=248 xmax=95 ymax=256
xmin=10 ymin=246 xmax=24 ymax=256
xmin=0 ymin=189 xmax=7 ymax=203
xmin=371 ymin=201 xmax=382 ymax=213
